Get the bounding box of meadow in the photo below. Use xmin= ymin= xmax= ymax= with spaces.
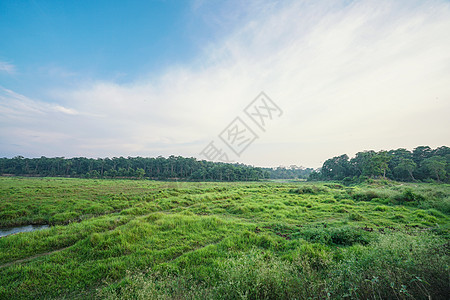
xmin=0 ymin=177 xmax=448 ymax=299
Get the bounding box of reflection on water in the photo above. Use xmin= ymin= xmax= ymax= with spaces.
xmin=0 ymin=225 xmax=49 ymax=238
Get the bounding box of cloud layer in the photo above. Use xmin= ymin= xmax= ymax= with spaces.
xmin=1 ymin=0 xmax=449 ymax=167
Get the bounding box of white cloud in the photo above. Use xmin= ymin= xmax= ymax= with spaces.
xmin=53 ymin=105 xmax=79 ymax=115
xmin=2 ymin=0 xmax=450 ymax=166
xmin=0 ymin=87 xmax=79 ymax=117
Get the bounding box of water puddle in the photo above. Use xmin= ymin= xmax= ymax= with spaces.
xmin=0 ymin=225 xmax=49 ymax=238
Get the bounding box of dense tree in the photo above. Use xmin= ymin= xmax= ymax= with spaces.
xmin=394 ymin=158 xmax=417 ymax=181
xmin=350 ymin=151 xmax=375 ymax=177
xmin=317 ymin=146 xmax=448 ymax=183
xmin=262 ymin=166 xmax=313 ymax=180
xmin=423 ymin=156 xmax=447 ymax=182
xmin=387 ymin=148 xmax=413 ymax=179
xmin=322 ymin=154 xmax=350 ymax=180
xmin=370 ymin=151 xmax=391 ymax=179
xmin=0 ymin=156 xmax=267 ymax=181
xmin=412 ymin=146 xmax=433 ymax=165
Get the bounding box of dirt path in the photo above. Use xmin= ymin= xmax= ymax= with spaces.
xmin=0 ymin=246 xmax=71 ymax=269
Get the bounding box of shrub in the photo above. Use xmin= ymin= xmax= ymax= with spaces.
xmin=328 ymin=232 xmax=450 ymax=299
xmin=214 ymin=249 xmax=299 ymax=299
xmin=352 ymin=190 xmax=381 ymax=201
xmin=99 ymin=248 xmax=328 ymax=300
xmin=349 ymin=212 xmax=364 ymax=221
xmin=329 ymin=226 xmax=371 ymax=246
xmin=342 ymin=177 xmax=354 ymax=186
xmin=374 ymin=205 xmax=388 ymax=212
xmin=300 ymin=227 xmax=332 ymax=244
xmin=324 ymin=184 xmax=343 ymax=189
xmin=300 ymin=226 xmax=370 ymax=246
xmin=394 ymin=188 xmax=425 ymax=203
xmin=97 ymin=270 xmax=209 ymax=299
xmin=423 ymin=196 xmax=450 ymax=214
xmin=98 ymin=232 xmax=448 ymax=300
xmin=321 ymin=198 xmax=336 ymax=204
xmin=291 ymin=243 xmax=333 ymax=271
xmin=290 ymin=185 xmax=327 ymax=195
xmin=335 ymin=207 xmax=348 ymax=213
xmin=426 ymin=208 xmax=446 ymax=218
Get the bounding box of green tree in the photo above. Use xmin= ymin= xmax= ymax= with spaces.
xmin=321 ymin=154 xmax=350 ymax=180
xmin=136 ymin=168 xmax=145 ymax=179
xmin=423 ymin=156 xmax=447 ymax=182
xmin=370 ymin=151 xmax=391 ymax=179
xmin=394 ymin=158 xmax=417 ymax=181
xmin=350 ymin=151 xmax=376 ymax=177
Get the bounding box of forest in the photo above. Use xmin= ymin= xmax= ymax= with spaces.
xmin=1 ymin=145 xmax=448 ymax=183
xmin=314 ymin=146 xmax=450 ymax=183
xmin=0 ymin=156 xmax=268 ymax=181
xmin=0 ymin=156 xmax=315 ymax=181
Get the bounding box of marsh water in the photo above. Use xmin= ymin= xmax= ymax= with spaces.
xmin=0 ymin=225 xmax=49 ymax=238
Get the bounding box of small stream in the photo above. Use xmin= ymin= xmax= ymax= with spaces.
xmin=0 ymin=225 xmax=49 ymax=238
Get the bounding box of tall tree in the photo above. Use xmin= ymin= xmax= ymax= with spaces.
xmin=370 ymin=151 xmax=391 ymax=179
xmin=321 ymin=154 xmax=350 ymax=180
xmin=423 ymin=156 xmax=447 ymax=182
xmin=394 ymin=158 xmax=417 ymax=181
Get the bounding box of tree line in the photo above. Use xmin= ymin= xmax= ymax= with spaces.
xmin=0 ymin=156 xmax=271 ymax=181
xmin=261 ymin=166 xmax=314 ymax=180
xmin=312 ymin=146 xmax=449 ymax=183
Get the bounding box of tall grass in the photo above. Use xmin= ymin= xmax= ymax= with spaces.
xmin=99 ymin=231 xmax=449 ymax=300
xmin=0 ymin=178 xmax=448 ymax=299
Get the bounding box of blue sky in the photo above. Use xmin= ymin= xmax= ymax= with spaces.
xmin=1 ymin=0 xmax=449 ymax=167
xmin=1 ymin=1 xmax=214 ymax=93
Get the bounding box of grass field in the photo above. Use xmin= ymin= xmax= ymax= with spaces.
xmin=0 ymin=177 xmax=449 ymax=299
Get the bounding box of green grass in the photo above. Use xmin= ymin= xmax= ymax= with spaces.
xmin=0 ymin=177 xmax=449 ymax=299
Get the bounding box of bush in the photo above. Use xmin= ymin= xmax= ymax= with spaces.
xmin=98 ymin=231 xmax=448 ymax=300
xmin=374 ymin=205 xmax=388 ymax=212
xmin=329 ymin=232 xmax=450 ymax=299
xmin=342 ymin=177 xmax=354 ymax=186
xmin=394 ymin=188 xmax=425 ymax=203
xmin=300 ymin=227 xmax=332 ymax=244
xmin=290 ymin=185 xmax=327 ymax=195
xmin=291 ymin=243 xmax=333 ymax=271
xmin=329 ymin=226 xmax=370 ymax=246
xmin=352 ymin=190 xmax=381 ymax=201
xmin=421 ymin=196 xmax=450 ymax=215
xmin=99 ymin=248 xmax=328 ymax=300
xmin=300 ymin=226 xmax=370 ymax=246
xmin=97 ymin=270 xmax=209 ymax=299
xmin=349 ymin=212 xmax=364 ymax=221
xmin=214 ymin=249 xmax=299 ymax=299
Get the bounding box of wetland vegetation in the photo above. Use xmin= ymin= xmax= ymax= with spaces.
xmin=0 ymin=177 xmax=448 ymax=299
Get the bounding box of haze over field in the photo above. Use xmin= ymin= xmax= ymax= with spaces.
xmin=1 ymin=0 xmax=449 ymax=167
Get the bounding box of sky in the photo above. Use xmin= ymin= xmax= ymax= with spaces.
xmin=0 ymin=0 xmax=449 ymax=168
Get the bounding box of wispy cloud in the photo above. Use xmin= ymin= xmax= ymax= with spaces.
xmin=0 ymin=87 xmax=84 ymax=156
xmin=0 ymin=61 xmax=16 ymax=74
xmin=0 ymin=87 xmax=79 ymax=117
xmin=1 ymin=0 xmax=450 ymax=166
